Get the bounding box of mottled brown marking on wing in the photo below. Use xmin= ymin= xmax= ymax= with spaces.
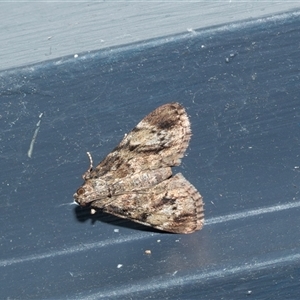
xmin=91 ymin=173 xmax=204 ymax=234
xmin=89 ymin=102 xmax=191 ymax=180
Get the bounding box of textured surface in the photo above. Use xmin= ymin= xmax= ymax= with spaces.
xmin=1 ymin=11 xmax=300 ymax=300
xmin=1 ymin=2 xmax=300 ymax=71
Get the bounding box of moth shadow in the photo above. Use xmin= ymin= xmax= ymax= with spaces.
xmin=74 ymin=206 xmax=167 ymax=234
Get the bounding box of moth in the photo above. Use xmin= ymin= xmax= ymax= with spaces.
xmin=74 ymin=102 xmax=204 ymax=234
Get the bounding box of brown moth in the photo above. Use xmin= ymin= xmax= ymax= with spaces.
xmin=73 ymin=103 xmax=204 ymax=234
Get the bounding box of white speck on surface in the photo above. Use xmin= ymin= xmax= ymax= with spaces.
xmin=114 ymin=229 xmax=119 ymax=233
xmin=117 ymin=264 xmax=123 ymax=269
xmin=187 ymin=28 xmax=196 ymax=34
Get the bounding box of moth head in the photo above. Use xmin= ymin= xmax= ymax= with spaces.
xmin=73 ymin=184 xmax=95 ymax=206
xmin=73 ymin=178 xmax=109 ymax=207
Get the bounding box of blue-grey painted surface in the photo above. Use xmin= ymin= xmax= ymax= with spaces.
xmin=1 ymin=12 xmax=300 ymax=299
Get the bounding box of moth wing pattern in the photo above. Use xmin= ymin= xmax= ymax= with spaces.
xmin=91 ymin=173 xmax=204 ymax=234
xmin=74 ymin=102 xmax=205 ymax=234
xmin=86 ymin=102 xmax=191 ymax=181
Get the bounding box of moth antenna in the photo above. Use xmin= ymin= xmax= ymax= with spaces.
xmin=87 ymin=151 xmax=93 ymax=171
xmin=82 ymin=152 xmax=94 ymax=180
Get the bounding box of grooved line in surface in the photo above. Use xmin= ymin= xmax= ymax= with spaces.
xmin=1 ymin=200 xmax=300 ymax=268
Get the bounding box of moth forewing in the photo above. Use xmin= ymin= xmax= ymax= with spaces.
xmin=91 ymin=173 xmax=204 ymax=234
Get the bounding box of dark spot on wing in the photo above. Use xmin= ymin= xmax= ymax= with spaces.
xmin=174 ymin=213 xmax=194 ymax=223
xmin=157 ymin=118 xmax=177 ymax=129
xmin=154 ymin=196 xmax=176 ymax=208
xmin=129 ymin=144 xmax=139 ymax=151
xmin=139 ymin=212 xmax=149 ymax=222
xmin=161 ymin=197 xmax=176 ymax=205
xmin=107 ymin=205 xmax=130 ymax=216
